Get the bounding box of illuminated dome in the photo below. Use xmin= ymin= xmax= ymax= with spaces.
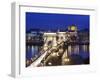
xmin=68 ymin=25 xmax=77 ymax=31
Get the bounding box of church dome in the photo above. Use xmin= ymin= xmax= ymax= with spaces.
xmin=68 ymin=25 xmax=77 ymax=31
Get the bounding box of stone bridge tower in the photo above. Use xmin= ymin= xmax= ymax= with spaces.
xmin=43 ymin=32 xmax=57 ymax=50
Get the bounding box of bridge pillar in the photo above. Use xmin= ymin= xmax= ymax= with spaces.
xmin=43 ymin=33 xmax=57 ymax=50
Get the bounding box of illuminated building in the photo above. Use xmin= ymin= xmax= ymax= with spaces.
xmin=68 ymin=25 xmax=77 ymax=31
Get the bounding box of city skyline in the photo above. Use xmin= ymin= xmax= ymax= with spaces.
xmin=26 ymin=12 xmax=90 ymax=67
xmin=26 ymin=12 xmax=89 ymax=32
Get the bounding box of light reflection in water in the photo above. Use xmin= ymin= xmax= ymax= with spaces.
xmin=31 ymin=46 xmax=34 ymax=57
xmin=26 ymin=45 xmax=89 ymax=60
xmin=68 ymin=45 xmax=80 ymax=55
xmin=26 ymin=45 xmax=40 ymax=60
xmin=79 ymin=45 xmax=89 ymax=59
xmin=82 ymin=45 xmax=89 ymax=52
xmin=68 ymin=45 xmax=89 ymax=57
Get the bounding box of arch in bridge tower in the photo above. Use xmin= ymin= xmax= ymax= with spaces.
xmin=43 ymin=32 xmax=57 ymax=50
xmin=57 ymin=32 xmax=67 ymax=44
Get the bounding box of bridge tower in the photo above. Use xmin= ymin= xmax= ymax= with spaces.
xmin=43 ymin=32 xmax=57 ymax=50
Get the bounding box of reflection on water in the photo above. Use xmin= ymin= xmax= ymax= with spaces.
xmin=26 ymin=44 xmax=89 ymax=61
xmin=68 ymin=45 xmax=79 ymax=55
xmin=26 ymin=46 xmax=40 ymax=60
xmin=68 ymin=45 xmax=89 ymax=59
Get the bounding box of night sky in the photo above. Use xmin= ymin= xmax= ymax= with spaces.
xmin=26 ymin=12 xmax=89 ymax=32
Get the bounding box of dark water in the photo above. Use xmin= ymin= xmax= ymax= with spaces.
xmin=26 ymin=46 xmax=40 ymax=60
xmin=26 ymin=44 xmax=89 ymax=62
xmin=68 ymin=45 xmax=89 ymax=59
xmin=66 ymin=45 xmax=89 ymax=65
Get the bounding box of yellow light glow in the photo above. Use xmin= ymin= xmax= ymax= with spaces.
xmin=48 ymin=62 xmax=52 ymax=65
xmin=64 ymin=58 xmax=70 ymax=62
xmin=52 ymin=52 xmax=57 ymax=56
xmin=71 ymin=26 xmax=76 ymax=31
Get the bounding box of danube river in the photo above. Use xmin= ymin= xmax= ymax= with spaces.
xmin=26 ymin=44 xmax=89 ymax=66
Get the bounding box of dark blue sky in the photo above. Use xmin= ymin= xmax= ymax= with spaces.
xmin=26 ymin=12 xmax=89 ymax=32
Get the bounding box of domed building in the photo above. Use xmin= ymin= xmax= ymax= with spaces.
xmin=68 ymin=25 xmax=77 ymax=32
xmin=68 ymin=25 xmax=78 ymax=43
